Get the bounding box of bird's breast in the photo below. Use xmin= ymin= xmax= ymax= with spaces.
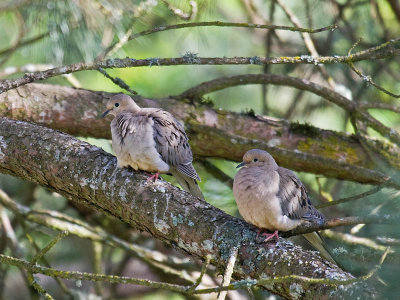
xmin=111 ymin=118 xmax=169 ymax=173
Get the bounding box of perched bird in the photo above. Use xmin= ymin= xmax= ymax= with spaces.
xmin=102 ymin=94 xmax=204 ymax=200
xmin=233 ymin=149 xmax=334 ymax=263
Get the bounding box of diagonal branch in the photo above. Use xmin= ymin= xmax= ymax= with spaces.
xmin=178 ymin=73 xmax=400 ymax=146
xmin=0 ymin=83 xmax=399 ymax=186
xmin=0 ymin=117 xmax=374 ymax=299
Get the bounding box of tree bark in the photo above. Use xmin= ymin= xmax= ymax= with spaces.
xmin=0 ymin=118 xmax=375 ymax=299
xmin=0 ymin=83 xmax=398 ymax=185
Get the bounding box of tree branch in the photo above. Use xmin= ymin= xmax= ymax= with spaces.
xmin=0 ymin=83 xmax=398 ymax=186
xmin=0 ymin=37 xmax=398 ymax=94
xmin=97 ymin=20 xmax=336 ymax=61
xmin=0 ymin=118 xmax=375 ymax=299
xmin=178 ymin=73 xmax=400 ymax=146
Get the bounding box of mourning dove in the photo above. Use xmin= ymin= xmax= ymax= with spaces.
xmin=102 ymin=94 xmax=204 ymax=200
xmin=233 ymin=149 xmax=335 ymax=263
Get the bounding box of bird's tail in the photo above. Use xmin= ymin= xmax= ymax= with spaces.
xmin=170 ymin=170 xmax=205 ymax=200
xmin=303 ymin=232 xmax=336 ymax=264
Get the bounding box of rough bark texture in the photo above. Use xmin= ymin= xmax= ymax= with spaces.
xmin=0 ymin=83 xmax=398 ymax=185
xmin=0 ymin=118 xmax=374 ymax=299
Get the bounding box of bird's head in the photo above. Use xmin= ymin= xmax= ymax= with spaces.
xmin=236 ymin=149 xmax=278 ymax=169
xmin=101 ymin=94 xmax=141 ymax=118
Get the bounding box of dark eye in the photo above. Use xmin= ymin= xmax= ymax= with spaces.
xmin=115 ymin=103 xmax=120 ymax=107
xmin=253 ymin=158 xmax=258 ymax=162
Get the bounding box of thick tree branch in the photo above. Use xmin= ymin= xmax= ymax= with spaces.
xmin=0 ymin=118 xmax=375 ymax=299
xmin=0 ymin=83 xmax=397 ymax=185
xmin=0 ymin=83 xmax=398 ymax=186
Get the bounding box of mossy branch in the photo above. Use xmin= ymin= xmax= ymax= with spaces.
xmin=1 ymin=83 xmax=399 ymax=186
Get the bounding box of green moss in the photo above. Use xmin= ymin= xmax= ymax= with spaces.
xmin=244 ymin=108 xmax=255 ymax=117
xmin=200 ymin=97 xmax=214 ymax=106
xmin=289 ymin=122 xmax=320 ymax=138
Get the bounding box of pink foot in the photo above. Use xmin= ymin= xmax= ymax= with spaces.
xmin=146 ymin=172 xmax=160 ymax=182
xmin=261 ymin=230 xmax=279 ymax=242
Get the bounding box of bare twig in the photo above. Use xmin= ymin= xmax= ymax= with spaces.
xmin=27 ymin=272 xmax=54 ymax=300
xmin=97 ymin=20 xmax=335 ymax=61
xmin=323 ymin=230 xmax=390 ymax=252
xmin=0 ymin=32 xmax=49 ymax=58
xmin=0 ymin=254 xmax=188 ymax=293
xmin=284 ymin=214 xmax=400 ymax=237
xmin=199 ymin=159 xmax=233 ymax=188
xmin=217 ymin=247 xmax=238 ymax=300
xmin=26 ymin=231 xmax=69 ymax=299
xmin=347 ymin=37 xmax=400 ymax=98
xmin=97 ymin=67 xmax=137 ymax=95
xmin=31 ymin=231 xmax=69 ymax=265
xmin=186 ymin=255 xmax=211 ymax=293
xmin=317 ymin=182 xmax=388 ymax=208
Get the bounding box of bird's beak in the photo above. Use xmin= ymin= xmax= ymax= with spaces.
xmin=236 ymin=162 xmax=246 ymax=168
xmin=101 ymin=109 xmax=111 ymax=118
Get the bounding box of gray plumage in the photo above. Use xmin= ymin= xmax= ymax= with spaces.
xmin=233 ymin=149 xmax=334 ymax=263
xmin=102 ymin=94 xmax=204 ymax=200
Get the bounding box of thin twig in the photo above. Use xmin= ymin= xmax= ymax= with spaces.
xmin=97 ymin=67 xmax=138 ymax=95
xmin=199 ymin=159 xmax=233 ymax=188
xmin=31 ymin=231 xmax=69 ymax=265
xmin=347 ymin=38 xmax=400 ymax=98
xmin=323 ymin=230 xmax=390 ymax=252
xmin=186 ymin=255 xmax=211 ymax=293
xmin=317 ymin=182 xmax=388 ymax=208
xmin=27 ymin=272 xmax=54 ymax=300
xmin=19 ymin=220 xmax=73 ymax=297
xmin=358 ymin=102 xmax=400 ymax=113
xmin=0 ymin=32 xmax=49 ymax=57
xmin=284 ymin=214 xmax=400 ymax=237
xmin=217 ymin=247 xmax=238 ymax=300
xmin=98 ymin=20 xmax=336 ymax=61
xmin=0 ymin=254 xmax=188 ymax=293
xmin=194 ymin=247 xmax=390 ymax=294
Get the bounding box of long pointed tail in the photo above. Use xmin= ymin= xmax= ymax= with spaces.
xmin=302 ymin=232 xmax=336 ymax=264
xmin=170 ymin=170 xmax=205 ymax=200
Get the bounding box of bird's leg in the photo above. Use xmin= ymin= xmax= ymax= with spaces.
xmin=146 ymin=172 xmax=160 ymax=182
xmin=261 ymin=230 xmax=279 ymax=242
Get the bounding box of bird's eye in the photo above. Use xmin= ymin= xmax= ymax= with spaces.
xmin=115 ymin=103 xmax=120 ymax=107
xmin=253 ymin=158 xmax=258 ymax=162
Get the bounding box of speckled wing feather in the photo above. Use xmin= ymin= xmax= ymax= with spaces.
xmin=147 ymin=109 xmax=200 ymax=181
xmin=276 ymin=167 xmax=325 ymax=224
